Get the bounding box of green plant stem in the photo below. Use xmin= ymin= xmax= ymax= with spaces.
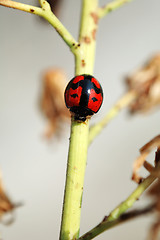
xmin=60 ymin=1 xmax=98 ymax=240
xmin=74 ymin=0 xmax=98 ymax=75
xmin=59 ymin=118 xmax=89 ymax=240
xmin=89 ymin=90 xmax=137 ymax=145
xmin=0 ymin=0 xmax=77 ymax=48
xmin=78 ymin=174 xmax=156 ymax=240
xmin=98 ymin=0 xmax=134 ymax=19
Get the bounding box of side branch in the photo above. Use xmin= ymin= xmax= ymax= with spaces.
xmin=0 ymin=0 xmax=43 ymax=15
xmin=0 ymin=0 xmax=77 ymax=48
xmin=98 ymin=0 xmax=134 ymax=19
xmin=78 ymin=174 xmax=157 ymax=240
xmin=89 ymin=90 xmax=137 ymax=145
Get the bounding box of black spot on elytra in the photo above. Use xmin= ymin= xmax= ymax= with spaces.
xmin=71 ymin=79 xmax=100 ymax=94
xmin=92 ymin=97 xmax=98 ymax=102
xmin=71 ymin=94 xmax=78 ymax=98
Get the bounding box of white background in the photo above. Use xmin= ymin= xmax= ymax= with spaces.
xmin=0 ymin=0 xmax=160 ymax=239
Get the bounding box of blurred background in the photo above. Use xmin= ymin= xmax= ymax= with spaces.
xmin=0 ymin=0 xmax=160 ymax=239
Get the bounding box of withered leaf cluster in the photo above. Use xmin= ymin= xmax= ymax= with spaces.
xmin=132 ymin=135 xmax=160 ymax=239
xmin=0 ymin=172 xmax=15 ymax=224
xmin=40 ymin=69 xmax=70 ymax=138
xmin=132 ymin=135 xmax=160 ymax=184
xmin=126 ymin=54 xmax=160 ymax=113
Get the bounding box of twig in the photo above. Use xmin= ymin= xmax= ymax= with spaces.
xmin=79 ymin=203 xmax=155 ymax=240
xmin=78 ymin=174 xmax=157 ymax=240
xmin=0 ymin=0 xmax=43 ymax=14
xmin=98 ymin=0 xmax=134 ymax=19
xmin=118 ymin=203 xmax=155 ymax=221
xmin=0 ymin=0 xmax=77 ymax=48
xmin=89 ymin=90 xmax=137 ymax=145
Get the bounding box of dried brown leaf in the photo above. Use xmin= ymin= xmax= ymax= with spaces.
xmin=132 ymin=138 xmax=160 ymax=239
xmin=126 ymin=54 xmax=160 ymax=113
xmin=132 ymin=135 xmax=160 ymax=183
xmin=0 ymin=171 xmax=16 ymax=224
xmin=40 ymin=68 xmax=70 ymax=138
xmin=140 ymin=136 xmax=160 ymax=154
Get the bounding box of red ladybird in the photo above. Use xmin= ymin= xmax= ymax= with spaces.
xmin=64 ymin=74 xmax=103 ymax=121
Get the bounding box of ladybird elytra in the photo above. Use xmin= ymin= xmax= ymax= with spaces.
xmin=64 ymin=74 xmax=103 ymax=121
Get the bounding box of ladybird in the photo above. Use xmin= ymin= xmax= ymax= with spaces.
xmin=64 ymin=74 xmax=103 ymax=121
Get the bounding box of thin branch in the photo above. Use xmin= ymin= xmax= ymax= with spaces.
xmin=118 ymin=203 xmax=155 ymax=221
xmin=89 ymin=90 xmax=137 ymax=145
xmin=0 ymin=0 xmax=43 ymax=15
xmin=79 ymin=204 xmax=155 ymax=240
xmin=0 ymin=0 xmax=77 ymax=48
xmin=98 ymin=0 xmax=134 ymax=19
xmin=78 ymin=174 xmax=157 ymax=240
